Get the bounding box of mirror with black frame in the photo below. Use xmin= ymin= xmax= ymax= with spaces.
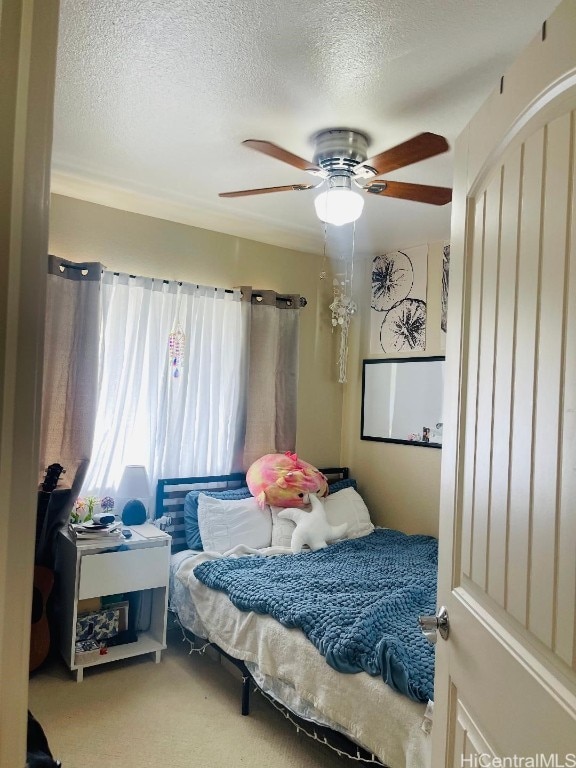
xmin=361 ymin=356 xmax=445 ymax=447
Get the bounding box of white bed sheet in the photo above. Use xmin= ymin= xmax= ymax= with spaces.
xmin=170 ymin=549 xmax=204 ymax=633
xmin=173 ymin=548 xmax=432 ymax=768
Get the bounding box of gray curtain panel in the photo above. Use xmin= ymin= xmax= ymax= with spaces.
xmin=240 ymin=288 xmax=301 ymax=470
xmin=38 ymin=256 xmax=102 ymax=506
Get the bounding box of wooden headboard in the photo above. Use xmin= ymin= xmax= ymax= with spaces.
xmin=155 ymin=467 xmax=349 ymax=552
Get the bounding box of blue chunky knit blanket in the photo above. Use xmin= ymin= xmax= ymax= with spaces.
xmin=194 ymin=529 xmax=437 ymax=702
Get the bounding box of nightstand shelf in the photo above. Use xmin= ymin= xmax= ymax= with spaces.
xmin=55 ymin=523 xmax=171 ymax=682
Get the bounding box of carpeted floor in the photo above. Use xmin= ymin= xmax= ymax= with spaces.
xmin=28 ymin=625 xmax=361 ymax=767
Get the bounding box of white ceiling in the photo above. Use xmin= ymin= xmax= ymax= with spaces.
xmin=52 ymin=0 xmax=560 ymax=261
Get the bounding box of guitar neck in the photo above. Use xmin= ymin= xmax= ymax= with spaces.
xmin=35 ymin=464 xmax=66 ymax=565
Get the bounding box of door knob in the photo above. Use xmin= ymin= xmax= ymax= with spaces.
xmin=418 ymin=605 xmax=449 ymax=644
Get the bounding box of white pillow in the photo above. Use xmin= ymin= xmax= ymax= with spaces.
xmin=197 ymin=493 xmax=272 ymax=553
xmin=324 ymin=486 xmax=374 ymax=538
xmin=271 ymin=487 xmax=374 ymax=548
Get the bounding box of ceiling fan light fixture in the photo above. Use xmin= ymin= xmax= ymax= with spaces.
xmin=314 ymin=178 xmax=364 ymax=226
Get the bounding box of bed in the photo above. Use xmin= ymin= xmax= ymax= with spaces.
xmin=155 ymin=469 xmax=436 ymax=768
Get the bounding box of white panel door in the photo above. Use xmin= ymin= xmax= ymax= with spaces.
xmin=433 ymin=1 xmax=576 ymax=764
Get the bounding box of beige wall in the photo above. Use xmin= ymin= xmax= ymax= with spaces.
xmin=48 ymin=194 xmax=343 ymax=468
xmin=341 ymin=242 xmax=446 ymax=537
xmin=48 ymin=195 xmax=444 ymax=534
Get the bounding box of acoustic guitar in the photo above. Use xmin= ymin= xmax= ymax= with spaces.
xmin=30 ymin=566 xmax=54 ymax=673
xmin=30 ymin=463 xmax=65 ymax=673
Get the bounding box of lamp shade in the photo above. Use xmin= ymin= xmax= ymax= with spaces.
xmin=118 ymin=465 xmax=150 ymax=499
xmin=314 ymin=187 xmax=364 ymax=226
xmin=117 ymin=465 xmax=150 ymax=523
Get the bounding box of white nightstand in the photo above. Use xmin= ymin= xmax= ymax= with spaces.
xmin=55 ymin=523 xmax=171 ymax=681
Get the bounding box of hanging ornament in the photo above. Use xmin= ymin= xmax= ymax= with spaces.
xmin=324 ymin=220 xmax=357 ymax=384
xmin=329 ymin=281 xmax=357 ymax=383
xmin=168 ymin=322 xmax=185 ymax=378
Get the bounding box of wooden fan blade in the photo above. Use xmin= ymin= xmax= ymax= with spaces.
xmin=219 ymin=183 xmax=316 ymax=198
xmin=357 ymin=133 xmax=450 ymax=176
xmin=243 ymin=140 xmax=325 ymax=176
xmin=365 ymin=180 xmax=452 ymax=205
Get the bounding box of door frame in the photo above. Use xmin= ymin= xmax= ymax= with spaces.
xmin=0 ymin=1 xmax=59 ymax=763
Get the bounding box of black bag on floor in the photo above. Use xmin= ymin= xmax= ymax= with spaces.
xmin=27 ymin=711 xmax=61 ymax=767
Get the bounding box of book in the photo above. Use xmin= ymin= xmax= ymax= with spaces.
xmin=68 ymin=520 xmax=124 ymax=540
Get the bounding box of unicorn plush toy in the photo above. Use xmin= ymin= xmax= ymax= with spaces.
xmin=278 ymin=493 xmax=348 ymax=553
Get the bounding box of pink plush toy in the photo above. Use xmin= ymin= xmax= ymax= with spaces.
xmin=246 ymin=452 xmax=328 ymax=509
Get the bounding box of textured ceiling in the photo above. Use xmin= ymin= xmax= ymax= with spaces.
xmin=52 ymin=0 xmax=560 ymax=260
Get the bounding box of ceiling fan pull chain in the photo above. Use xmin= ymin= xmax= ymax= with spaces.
xmin=319 ymin=220 xmax=328 ymax=279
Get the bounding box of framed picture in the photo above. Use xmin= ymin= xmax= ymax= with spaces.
xmin=441 ymin=242 xmax=450 ymax=352
xmin=370 ymin=244 xmax=428 ymax=354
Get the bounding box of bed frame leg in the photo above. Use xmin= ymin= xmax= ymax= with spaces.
xmin=209 ymin=642 xmax=251 ymax=716
xmin=241 ymin=674 xmax=250 ymax=715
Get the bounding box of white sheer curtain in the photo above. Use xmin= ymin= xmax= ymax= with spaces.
xmin=81 ymin=272 xmax=245 ymax=499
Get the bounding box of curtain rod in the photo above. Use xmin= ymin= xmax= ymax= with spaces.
xmin=51 ymin=257 xmax=307 ymax=306
xmin=107 ymin=274 xmax=308 ymax=307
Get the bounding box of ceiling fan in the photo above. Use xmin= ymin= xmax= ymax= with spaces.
xmin=219 ymin=128 xmax=452 ymax=226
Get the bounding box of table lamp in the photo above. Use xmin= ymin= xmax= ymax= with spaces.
xmin=117 ymin=465 xmax=150 ymax=525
